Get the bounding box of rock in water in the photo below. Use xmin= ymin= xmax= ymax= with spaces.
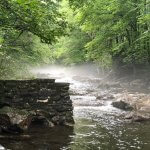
xmin=0 ymin=106 xmax=32 ymax=134
xmin=125 ymin=111 xmax=150 ymax=122
xmin=112 ymin=101 xmax=133 ymax=111
xmin=31 ymin=115 xmax=54 ymax=128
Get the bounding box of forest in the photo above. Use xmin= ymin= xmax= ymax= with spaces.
xmin=0 ymin=0 xmax=150 ymax=79
xmin=0 ymin=1 xmax=150 ymax=150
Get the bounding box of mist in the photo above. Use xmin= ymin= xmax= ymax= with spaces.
xmin=31 ymin=63 xmax=105 ymax=80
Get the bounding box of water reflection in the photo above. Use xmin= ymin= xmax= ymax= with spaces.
xmin=0 ymin=126 xmax=74 ymax=150
xmin=68 ymin=119 xmax=150 ymax=150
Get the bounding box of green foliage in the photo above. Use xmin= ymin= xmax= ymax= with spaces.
xmin=51 ymin=0 xmax=90 ymax=65
xmin=67 ymin=0 xmax=150 ymax=68
xmin=0 ymin=31 xmax=54 ymax=79
xmin=52 ymin=29 xmax=90 ymax=65
xmin=0 ymin=0 xmax=150 ymax=78
xmin=0 ymin=0 xmax=66 ymax=79
xmin=0 ymin=0 xmax=66 ymax=44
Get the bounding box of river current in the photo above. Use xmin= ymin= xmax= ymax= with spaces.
xmin=0 ymin=67 xmax=150 ymax=150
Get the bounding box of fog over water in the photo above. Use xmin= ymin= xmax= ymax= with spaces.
xmin=1 ymin=64 xmax=150 ymax=150
xmin=30 ymin=64 xmax=150 ymax=150
xmin=31 ymin=63 xmax=102 ymax=78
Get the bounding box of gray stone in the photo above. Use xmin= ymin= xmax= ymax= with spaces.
xmin=112 ymin=101 xmax=133 ymax=111
xmin=52 ymin=116 xmax=60 ymax=125
xmin=125 ymin=112 xmax=150 ymax=122
xmin=0 ymin=106 xmax=32 ymax=134
xmin=0 ymin=78 xmax=74 ymax=133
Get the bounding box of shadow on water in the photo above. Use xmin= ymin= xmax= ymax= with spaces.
xmin=0 ymin=125 xmax=74 ymax=150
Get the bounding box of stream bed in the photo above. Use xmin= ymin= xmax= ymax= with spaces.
xmin=1 ymin=67 xmax=150 ymax=150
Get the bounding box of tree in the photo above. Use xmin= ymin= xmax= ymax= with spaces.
xmin=0 ymin=0 xmax=66 ymax=79
xmin=51 ymin=0 xmax=90 ymax=65
xmin=68 ymin=0 xmax=150 ymax=72
xmin=0 ymin=0 xmax=66 ymax=43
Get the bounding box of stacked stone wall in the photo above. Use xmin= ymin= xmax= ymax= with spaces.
xmin=0 ymin=79 xmax=74 ymax=125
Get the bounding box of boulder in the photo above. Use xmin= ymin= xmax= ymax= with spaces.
xmin=0 ymin=106 xmax=32 ymax=134
xmin=112 ymin=101 xmax=133 ymax=111
xmin=31 ymin=115 xmax=54 ymax=128
xmin=125 ymin=111 xmax=150 ymax=122
xmin=123 ymin=95 xmax=150 ymax=122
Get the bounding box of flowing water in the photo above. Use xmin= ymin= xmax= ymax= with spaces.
xmin=1 ymin=66 xmax=150 ymax=150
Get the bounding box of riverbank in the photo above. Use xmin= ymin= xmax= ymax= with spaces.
xmin=97 ymin=71 xmax=150 ymax=122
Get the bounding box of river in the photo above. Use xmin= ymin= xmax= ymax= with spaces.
xmin=0 ymin=66 xmax=150 ymax=150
